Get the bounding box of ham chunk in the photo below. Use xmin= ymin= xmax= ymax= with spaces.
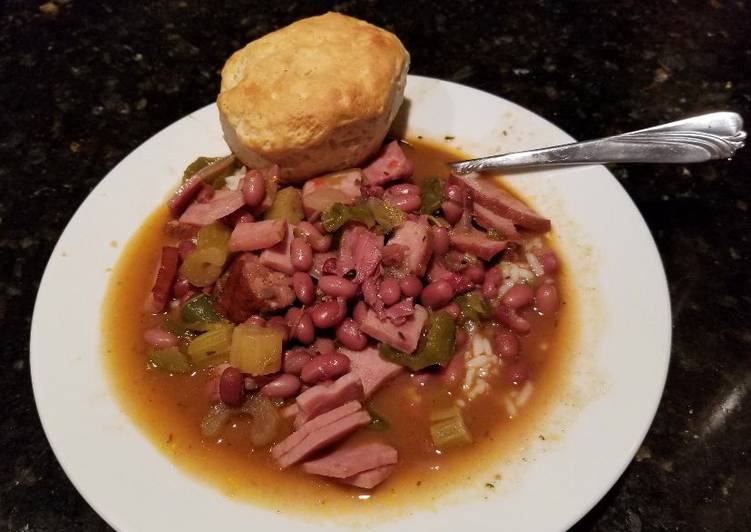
xmin=449 ymin=172 xmax=550 ymax=232
xmin=341 ymin=464 xmax=395 ymax=489
xmin=360 ymin=304 xmax=428 ymax=354
xmin=472 ymin=203 xmax=522 ymax=241
xmin=274 ymin=409 xmax=371 ymax=468
xmin=295 ymin=372 xmax=364 ymax=426
xmin=179 ymin=189 xmax=245 ymax=226
xmin=145 ymin=246 xmax=178 ymax=313
xmin=302 ymin=169 xmax=362 ymax=219
xmin=259 ymin=223 xmax=295 ymax=274
xmin=228 ymin=219 xmax=287 ymax=252
xmin=337 ymin=226 xmax=383 ymax=280
xmin=339 ymin=346 xmax=404 ymax=398
xmin=450 ymin=228 xmax=506 ymax=261
xmin=363 ymin=141 xmax=414 ymax=186
xmin=386 ymin=219 xmax=433 ymax=277
xmin=168 ymin=155 xmax=236 ymax=216
xmin=302 ymin=442 xmax=398 ymax=479
xmin=214 ymin=253 xmax=294 ymax=322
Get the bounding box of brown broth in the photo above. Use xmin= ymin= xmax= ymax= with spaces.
xmin=101 ymin=139 xmax=575 ymax=520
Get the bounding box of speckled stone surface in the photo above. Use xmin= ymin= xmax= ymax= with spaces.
xmin=1 ymin=1 xmax=749 ymax=530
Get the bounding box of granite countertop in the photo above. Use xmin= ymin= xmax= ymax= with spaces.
xmin=1 ymin=1 xmax=749 ymax=530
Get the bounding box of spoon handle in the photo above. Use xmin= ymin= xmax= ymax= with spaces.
xmin=448 ymin=112 xmax=746 ymax=173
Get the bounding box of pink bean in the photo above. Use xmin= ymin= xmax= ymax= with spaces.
xmin=336 ymin=318 xmax=368 ymax=351
xmin=312 ymin=337 xmax=337 ymax=356
xmin=297 ymin=222 xmax=332 ymax=253
xmin=440 ymin=352 xmax=466 ymax=385
xmin=438 ymin=302 xmax=461 ymax=319
xmin=318 ymin=276 xmax=357 ymax=299
xmin=295 ymin=313 xmax=315 ymax=344
xmin=441 ymin=200 xmax=463 ymax=224
xmin=390 ymin=194 xmax=422 ymax=213
xmin=507 ymin=361 xmax=530 ymax=385
xmin=205 ymin=376 xmax=221 ymax=403
xmin=421 ymin=280 xmax=454 ymax=309
xmin=432 ymin=226 xmax=450 ymax=255
xmin=322 ymin=257 xmax=338 ymax=275
xmin=540 ymin=251 xmax=559 ymax=274
xmin=232 ymin=210 xmax=255 ymax=226
xmin=482 ymin=271 xmax=500 ymax=298
xmin=219 ymin=367 xmax=244 ymax=407
xmin=444 ymin=184 xmax=462 ymax=203
xmin=352 ymin=301 xmax=368 ymax=324
xmin=502 ymin=284 xmax=535 ymax=309
xmin=379 ymin=278 xmax=401 ymax=306
xmin=290 ymin=237 xmax=313 ymax=271
xmin=387 ymin=183 xmax=421 ymax=196
xmin=283 ymin=348 xmax=312 ymax=375
xmin=242 ymin=170 xmax=266 ymax=207
xmin=244 ymin=314 xmax=266 ymax=328
xmin=143 ymin=327 xmax=178 ymax=348
xmin=399 ymin=275 xmax=423 ymax=298
xmin=310 ymin=299 xmax=347 ymax=328
xmin=178 ymin=240 xmax=196 ymax=261
xmin=455 ymin=328 xmax=468 ymax=351
xmin=300 ymin=352 xmax=351 ymax=384
xmin=535 ymin=284 xmax=560 ymax=315
xmin=494 ymin=305 xmax=531 ymax=335
xmin=173 ymin=276 xmax=191 ymax=299
xmin=292 ymin=272 xmax=315 ymax=305
xmin=492 ymin=331 xmax=519 ymax=359
xmin=464 ymin=263 xmax=486 ymax=284
xmin=261 ymin=374 xmax=301 ymax=399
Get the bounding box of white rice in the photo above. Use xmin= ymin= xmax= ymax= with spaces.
xmin=224 ymin=166 xmax=247 ymax=190
xmin=526 ymin=252 xmax=545 ymax=277
xmin=504 ymin=396 xmax=518 ymax=417
xmin=500 ymin=261 xmax=535 ymax=285
xmin=461 ymin=333 xmax=501 ymax=401
xmin=515 ymin=381 xmax=535 ymax=408
xmin=497 ymin=279 xmax=516 ymax=298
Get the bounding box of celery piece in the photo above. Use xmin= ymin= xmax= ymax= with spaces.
xmin=147 ymin=346 xmax=192 ymax=373
xmin=366 ymin=408 xmax=390 ymax=431
xmin=229 ymin=325 xmax=283 ymax=375
xmin=181 ymin=294 xmax=223 ymax=325
xmin=429 ymin=405 xmax=463 ymax=423
xmin=378 ymin=311 xmax=456 ymax=371
xmin=430 ymin=409 xmax=473 ymax=449
xmin=186 ymin=324 xmax=234 ymax=367
xmin=179 ymin=247 xmax=227 ymax=287
xmin=321 ymin=201 xmax=376 ymax=233
xmin=197 ymin=222 xmax=231 ymax=251
xmin=264 ymin=186 xmax=304 ymax=224
xmin=454 ymin=292 xmax=491 ymax=324
xmin=420 ymin=176 xmax=444 ymax=215
xmin=182 ymin=156 xmax=221 ymax=182
xmin=241 ymin=394 xmax=281 ymax=447
xmin=368 ymin=198 xmax=405 ymax=232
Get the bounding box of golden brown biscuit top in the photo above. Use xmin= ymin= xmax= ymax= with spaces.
xmin=218 ymin=12 xmax=408 ymax=155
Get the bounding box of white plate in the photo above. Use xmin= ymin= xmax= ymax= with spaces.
xmin=31 ymin=76 xmax=671 ymax=531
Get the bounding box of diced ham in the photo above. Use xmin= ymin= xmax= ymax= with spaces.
xmin=449 ymin=172 xmax=550 ymax=232
xmin=214 ymin=253 xmax=295 ymax=322
xmin=386 ymin=219 xmax=433 ymax=276
xmin=145 ymin=246 xmax=179 ymax=313
xmin=259 ymin=223 xmax=295 ymax=274
xmin=381 ymin=244 xmax=408 ymax=266
xmin=353 ymin=230 xmax=383 ymax=283
xmin=168 ymin=155 xmax=237 ymax=216
xmin=179 ymin=189 xmax=245 ymax=226
xmin=444 ymin=272 xmax=474 ymax=294
xmin=272 ymin=400 xmax=362 ymax=460
xmin=302 ymin=442 xmax=398 ymax=479
xmin=276 ymin=410 xmax=371 ymax=468
xmin=361 ymin=276 xmax=384 ymax=315
xmin=295 ymin=372 xmax=364 ymax=425
xmin=383 ymin=297 xmax=415 ymax=325
xmin=472 ymin=203 xmax=522 ymax=241
xmin=310 ymin=251 xmax=337 ymax=279
xmin=341 ymin=464 xmax=395 ymax=489
xmin=363 ymin=141 xmax=414 ymax=186
xmin=426 ymin=257 xmax=452 ymax=283
xmin=301 ymin=169 xmax=362 ymax=219
xmin=360 ymin=304 xmax=428 ymax=353
xmin=339 ymin=346 xmax=404 ymax=398
xmin=450 ymin=228 xmax=507 ymax=261
xmin=228 ymin=219 xmax=287 ymax=252
xmin=164 ymin=220 xmax=200 ymax=240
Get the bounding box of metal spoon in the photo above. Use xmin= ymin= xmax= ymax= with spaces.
xmin=448 ymin=112 xmax=746 ymax=173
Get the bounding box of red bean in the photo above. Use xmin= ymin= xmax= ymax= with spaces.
xmin=300 ymin=352 xmax=351 ymax=384
xmin=494 ymin=305 xmax=531 ymax=335
xmin=232 ymin=211 xmax=255 ymax=226
xmin=455 ymin=328 xmax=468 ymax=351
xmin=318 ymin=275 xmax=357 ymax=299
xmin=438 ymin=302 xmax=461 ymax=319
xmin=441 ymin=200 xmax=463 ymax=224
xmin=535 ymin=284 xmax=560 ymax=315
xmin=482 ymin=269 xmax=501 ymax=298
xmin=493 ymin=331 xmax=519 ymax=359
xmin=242 ymin=170 xmax=266 ymax=207
xmin=399 ymin=275 xmax=423 ymax=298
xmin=379 ymin=278 xmax=401 ymax=306
xmin=421 ymin=280 xmax=454 ymax=309
xmin=441 ymin=352 xmax=465 ymax=385
xmin=502 ymin=284 xmax=535 ymax=309
xmin=292 ymin=272 xmax=315 ymax=305
xmin=444 ymin=184 xmax=462 ymax=203
xmin=178 ymin=240 xmax=196 ymax=261
xmin=205 ymin=376 xmax=221 ymax=403
xmin=352 ymin=301 xmax=368 ymax=324
xmin=261 ymin=374 xmax=301 ymax=399
xmin=310 ymin=299 xmax=347 ymax=328
xmin=540 ymin=251 xmax=559 ymax=274
xmin=507 ymin=361 xmax=530 ymax=385
xmin=432 ymin=226 xmax=450 ymax=255
xmin=219 ymin=367 xmax=244 ymax=407
xmin=386 ymin=183 xmax=421 ymax=197
xmin=295 ymin=313 xmax=315 ymax=344
xmin=297 ymin=221 xmax=332 ymax=252
xmin=173 ymin=276 xmax=191 ymax=298
xmin=283 ymin=348 xmax=312 ymax=375
xmin=464 ymin=263 xmax=486 ymax=284
xmin=290 ymin=237 xmax=313 ymax=271
xmin=312 ymin=337 xmax=337 ymax=356
xmin=321 ymin=257 xmax=338 ymax=275
xmin=266 ymin=316 xmax=289 ymax=343
xmin=390 ymin=194 xmax=422 ymax=212
xmin=243 ymin=314 xmax=266 ymax=328
xmin=336 ymin=318 xmax=368 ymax=351
xmin=143 ymin=327 xmax=178 ymax=348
